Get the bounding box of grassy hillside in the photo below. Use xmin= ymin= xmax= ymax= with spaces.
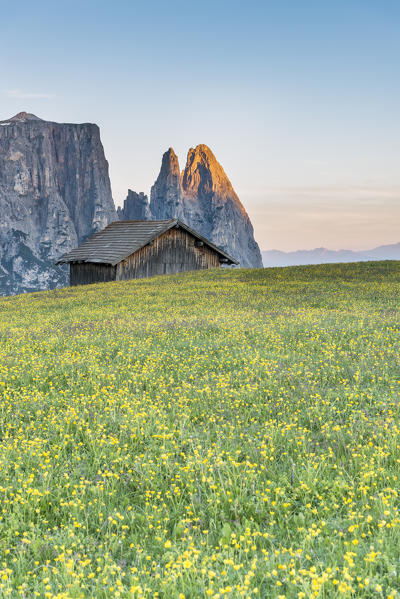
xmin=0 ymin=262 xmax=399 ymax=598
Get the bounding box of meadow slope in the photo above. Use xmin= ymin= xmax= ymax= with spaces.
xmin=0 ymin=262 xmax=399 ymax=599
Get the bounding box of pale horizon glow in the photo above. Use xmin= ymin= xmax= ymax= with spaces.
xmin=1 ymin=0 xmax=399 ymax=252
xmin=252 ymin=186 xmax=400 ymax=252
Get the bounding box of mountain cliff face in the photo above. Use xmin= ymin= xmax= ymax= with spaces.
xmin=0 ymin=112 xmax=117 ymax=295
xmin=121 ymin=144 xmax=262 ymax=267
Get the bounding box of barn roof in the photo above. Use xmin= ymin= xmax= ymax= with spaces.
xmin=56 ymin=219 xmax=239 ymax=266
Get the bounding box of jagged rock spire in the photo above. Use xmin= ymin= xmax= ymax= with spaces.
xmin=118 ymin=190 xmax=151 ymax=221
xmin=149 ymin=148 xmax=184 ymax=220
xmin=181 ymin=144 xmax=244 ymax=210
xmin=125 ymin=144 xmax=262 ymax=268
xmin=180 ymin=144 xmax=262 ymax=267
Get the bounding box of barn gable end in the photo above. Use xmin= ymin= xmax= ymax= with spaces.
xmin=117 ymin=227 xmax=220 ymax=280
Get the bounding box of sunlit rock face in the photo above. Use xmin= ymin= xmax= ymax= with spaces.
xmin=120 ymin=144 xmax=262 ymax=267
xmin=180 ymin=144 xmax=262 ymax=268
xmin=0 ymin=112 xmax=117 ymax=295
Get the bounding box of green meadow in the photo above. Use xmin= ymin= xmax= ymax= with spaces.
xmin=0 ymin=261 xmax=399 ymax=599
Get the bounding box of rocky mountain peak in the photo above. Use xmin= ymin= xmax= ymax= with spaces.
xmin=2 ymin=112 xmax=43 ymax=123
xmin=181 ymin=144 xmax=245 ymax=214
xmin=149 ymin=147 xmax=184 ymax=220
xmin=121 ymin=144 xmax=263 ymax=267
xmin=117 ymin=190 xmax=151 ymax=221
xmin=160 ymin=147 xmax=180 ymax=177
xmin=178 ymin=145 xmax=262 ymax=266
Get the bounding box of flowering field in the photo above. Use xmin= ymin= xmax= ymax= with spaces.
xmin=0 ymin=261 xmax=399 ymax=599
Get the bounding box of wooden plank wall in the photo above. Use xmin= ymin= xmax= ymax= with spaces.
xmin=70 ymin=263 xmax=117 ymax=286
xmin=116 ymin=228 xmax=220 ymax=281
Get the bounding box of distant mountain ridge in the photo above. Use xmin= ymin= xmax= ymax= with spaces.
xmin=262 ymin=242 xmax=400 ymax=267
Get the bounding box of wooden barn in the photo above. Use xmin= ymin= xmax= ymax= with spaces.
xmin=56 ymin=219 xmax=238 ymax=286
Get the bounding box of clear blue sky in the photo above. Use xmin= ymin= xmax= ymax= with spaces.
xmin=1 ymin=0 xmax=399 ymax=250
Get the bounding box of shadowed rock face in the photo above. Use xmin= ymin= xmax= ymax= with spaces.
xmin=117 ymin=190 xmax=151 ymax=221
xmin=121 ymin=144 xmax=262 ymax=267
xmin=0 ymin=113 xmax=117 ymax=295
xmin=149 ymin=148 xmax=185 ymax=220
